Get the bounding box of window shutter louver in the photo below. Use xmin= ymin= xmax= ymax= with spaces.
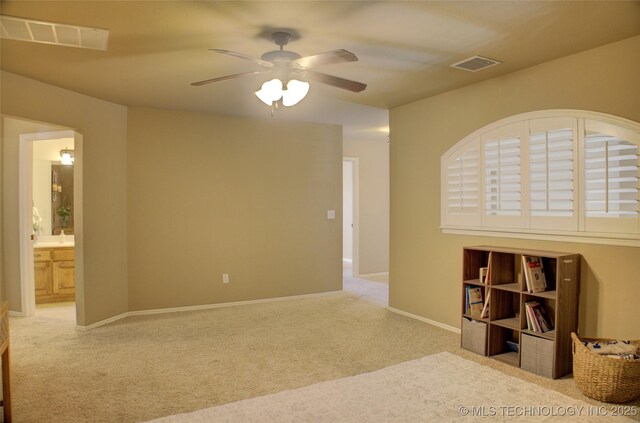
xmin=443 ymin=143 xmax=481 ymax=226
xmin=529 ymin=129 xmax=574 ymax=217
xmin=446 ymin=148 xmax=479 ymax=214
xmin=584 ymin=134 xmax=639 ymax=218
xmin=484 ymin=136 xmax=521 ymax=217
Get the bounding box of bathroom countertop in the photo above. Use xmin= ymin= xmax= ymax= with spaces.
xmin=34 ymin=242 xmax=75 ymax=248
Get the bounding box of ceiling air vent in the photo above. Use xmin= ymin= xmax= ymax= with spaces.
xmin=0 ymin=15 xmax=109 ymax=51
xmin=450 ymin=55 xmax=501 ymax=72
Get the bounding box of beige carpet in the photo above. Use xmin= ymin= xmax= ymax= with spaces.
xmin=147 ymin=352 xmax=632 ymax=422
xmin=9 ymin=284 xmax=640 ymax=422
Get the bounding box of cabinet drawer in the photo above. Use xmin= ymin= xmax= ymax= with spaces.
xmin=53 ymin=248 xmax=75 ymax=261
xmin=34 ymin=249 xmax=51 ymax=261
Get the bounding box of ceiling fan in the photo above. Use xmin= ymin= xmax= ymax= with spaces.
xmin=191 ymin=31 xmax=367 ymax=108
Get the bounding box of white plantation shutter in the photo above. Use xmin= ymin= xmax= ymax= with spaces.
xmin=446 ymin=148 xmax=479 ymax=212
xmin=443 ymin=143 xmax=481 ymax=226
xmin=482 ymin=123 xmax=524 ymax=228
xmin=584 ymin=120 xmax=639 ymax=234
xmin=441 ymin=111 xmax=640 ymax=243
xmin=584 ymin=136 xmax=638 ymax=216
xmin=484 ymin=138 xmax=521 ymax=215
xmin=528 ymin=118 xmax=578 ymax=230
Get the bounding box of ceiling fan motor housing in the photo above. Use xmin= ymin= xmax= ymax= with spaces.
xmin=261 ymin=50 xmax=301 ymax=62
xmin=272 ymin=31 xmax=292 ymax=47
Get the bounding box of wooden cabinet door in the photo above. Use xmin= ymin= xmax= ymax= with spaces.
xmin=52 ymin=260 xmax=75 ymax=295
xmin=34 ymin=261 xmax=52 ymax=299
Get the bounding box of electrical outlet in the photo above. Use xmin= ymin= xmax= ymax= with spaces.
xmin=222 ymin=273 xmax=229 ymax=284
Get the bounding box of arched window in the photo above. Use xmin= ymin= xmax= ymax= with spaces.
xmin=441 ymin=110 xmax=640 ymax=246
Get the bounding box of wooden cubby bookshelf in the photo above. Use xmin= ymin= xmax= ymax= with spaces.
xmin=460 ymin=246 xmax=580 ymax=379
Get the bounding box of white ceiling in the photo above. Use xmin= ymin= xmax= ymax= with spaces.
xmin=2 ymin=1 xmax=640 ymax=142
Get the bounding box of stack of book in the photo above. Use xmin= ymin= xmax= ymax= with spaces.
xmin=524 ymin=301 xmax=553 ymax=333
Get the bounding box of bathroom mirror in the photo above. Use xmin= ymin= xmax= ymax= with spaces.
xmin=51 ymin=164 xmax=74 ymax=235
xmin=32 ymin=138 xmax=74 ymax=237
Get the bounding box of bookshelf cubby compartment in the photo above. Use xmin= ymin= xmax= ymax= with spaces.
xmin=462 ymin=281 xmax=489 ymax=320
xmin=523 ymin=294 xmax=556 ymax=339
xmin=460 ymin=246 xmax=580 ymax=379
xmin=489 ymin=326 xmax=520 ymax=367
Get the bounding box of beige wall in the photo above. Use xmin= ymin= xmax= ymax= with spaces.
xmin=390 ymin=35 xmax=640 ymax=339
xmin=343 ymin=138 xmax=390 ymax=275
xmin=1 ymin=71 xmax=128 ymax=326
xmin=127 ymin=108 xmax=342 ymax=311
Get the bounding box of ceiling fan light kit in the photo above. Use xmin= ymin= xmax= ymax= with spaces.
xmin=192 ymin=30 xmax=366 ymax=112
xmin=255 ymin=78 xmax=310 ymax=107
xmin=282 ymin=80 xmax=310 ymax=106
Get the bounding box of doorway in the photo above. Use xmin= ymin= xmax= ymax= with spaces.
xmin=342 ymin=158 xmax=358 ymax=277
xmin=31 ymin=136 xmax=77 ymax=322
xmin=341 ymin=154 xmax=389 ymax=306
xmin=15 ymin=125 xmax=83 ymax=324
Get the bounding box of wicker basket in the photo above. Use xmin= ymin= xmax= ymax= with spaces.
xmin=572 ymin=332 xmax=640 ymax=403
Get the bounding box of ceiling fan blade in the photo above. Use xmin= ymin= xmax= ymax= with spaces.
xmin=191 ymin=71 xmax=267 ymax=86
xmin=209 ymin=49 xmax=274 ymax=68
xmin=305 ymin=71 xmax=367 ymax=93
xmin=293 ymin=49 xmax=358 ymax=68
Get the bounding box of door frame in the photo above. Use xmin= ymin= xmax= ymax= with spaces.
xmin=343 ymin=157 xmax=360 ymax=277
xmin=18 ymin=130 xmax=83 ymax=320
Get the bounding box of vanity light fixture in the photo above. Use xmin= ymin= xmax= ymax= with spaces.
xmin=60 ymin=148 xmax=74 ymax=165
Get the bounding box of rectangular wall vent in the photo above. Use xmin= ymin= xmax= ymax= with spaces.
xmin=0 ymin=15 xmax=109 ymax=51
xmin=451 ymin=55 xmax=501 ymax=72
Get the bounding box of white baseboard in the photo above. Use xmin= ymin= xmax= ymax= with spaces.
xmin=127 ymin=290 xmax=343 ymax=317
xmin=76 ymin=290 xmax=344 ymax=330
xmin=358 ymin=272 xmax=389 ymax=278
xmin=386 ymin=307 xmax=460 ymax=334
xmin=76 ymin=312 xmax=129 ymax=331
xmin=8 ymin=310 xmax=25 ymax=317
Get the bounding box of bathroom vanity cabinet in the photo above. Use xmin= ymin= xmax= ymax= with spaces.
xmin=34 ymin=246 xmax=75 ymax=303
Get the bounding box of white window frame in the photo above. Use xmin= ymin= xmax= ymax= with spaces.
xmin=441 ymin=110 xmax=640 ymax=247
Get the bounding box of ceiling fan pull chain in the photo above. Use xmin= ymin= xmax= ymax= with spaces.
xmin=270 ymin=100 xmax=277 ymax=117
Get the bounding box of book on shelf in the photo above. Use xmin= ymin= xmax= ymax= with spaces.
xmin=522 ymin=255 xmax=547 ymax=293
xmin=506 ymin=340 xmax=519 ymax=352
xmin=521 ymin=256 xmax=531 ymax=292
xmin=525 ymin=302 xmax=540 ymax=332
xmin=480 ymin=289 xmax=491 ymax=319
xmin=524 ymin=301 xmax=553 ymax=333
xmin=484 ymin=252 xmax=492 ymax=284
xmin=533 ymin=306 xmax=552 ymax=332
xmin=465 ymin=286 xmax=484 ymax=317
xmin=479 ymin=267 xmax=488 ymax=285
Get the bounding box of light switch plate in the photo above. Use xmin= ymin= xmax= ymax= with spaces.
xmin=327 ymin=209 xmax=336 ymax=220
